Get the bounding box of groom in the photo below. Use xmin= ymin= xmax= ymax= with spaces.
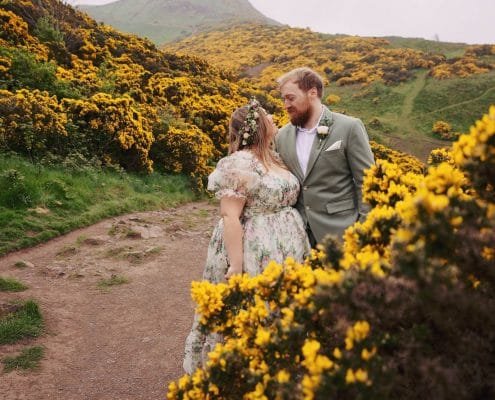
xmin=275 ymin=67 xmax=375 ymax=246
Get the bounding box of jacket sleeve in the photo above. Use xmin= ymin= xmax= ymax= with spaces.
xmin=346 ymin=119 xmax=375 ymax=221
xmin=274 ymin=130 xmax=283 ymax=153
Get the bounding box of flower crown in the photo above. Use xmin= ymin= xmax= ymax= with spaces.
xmin=239 ymin=98 xmax=262 ymax=147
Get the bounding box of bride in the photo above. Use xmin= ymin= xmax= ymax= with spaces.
xmin=182 ymin=98 xmax=310 ymax=374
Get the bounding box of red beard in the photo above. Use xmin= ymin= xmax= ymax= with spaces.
xmin=288 ymin=105 xmax=312 ymax=127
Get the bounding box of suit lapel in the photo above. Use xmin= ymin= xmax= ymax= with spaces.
xmin=304 ymin=108 xmax=334 ymax=181
xmin=286 ymin=125 xmax=304 ymax=182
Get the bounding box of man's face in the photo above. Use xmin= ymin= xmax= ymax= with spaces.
xmin=280 ymin=80 xmax=312 ymax=127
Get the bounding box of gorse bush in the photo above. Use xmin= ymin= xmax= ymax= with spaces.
xmin=165 ymin=24 xmax=494 ymax=93
xmin=0 ymin=88 xmax=68 ymax=161
xmin=0 ymin=1 xmax=285 ymax=185
xmin=168 ymin=107 xmax=495 ymax=399
xmin=151 ymin=124 xmax=215 ymax=190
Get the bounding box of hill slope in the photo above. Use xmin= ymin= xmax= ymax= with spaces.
xmin=78 ymin=0 xmax=280 ymax=44
xmin=165 ymin=24 xmax=495 ymax=159
xmin=0 ymin=0 xmax=285 ymax=184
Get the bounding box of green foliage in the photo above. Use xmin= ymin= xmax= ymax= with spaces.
xmin=0 ymin=168 xmax=40 ymax=208
xmin=2 ymin=48 xmax=77 ymax=98
xmin=0 ymin=276 xmax=28 ymax=292
xmin=9 ymin=50 xmax=53 ymax=90
xmin=9 ymin=48 xmax=57 ymax=91
xmin=2 ymin=346 xmax=44 ymax=372
xmin=33 ymin=16 xmax=64 ymax=43
xmin=0 ymin=300 xmax=43 ymax=344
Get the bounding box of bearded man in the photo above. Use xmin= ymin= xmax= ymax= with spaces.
xmin=275 ymin=67 xmax=375 ymax=246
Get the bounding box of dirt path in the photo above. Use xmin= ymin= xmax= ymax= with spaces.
xmin=0 ymin=201 xmax=218 ymax=400
xmin=400 ymin=70 xmax=428 ymax=120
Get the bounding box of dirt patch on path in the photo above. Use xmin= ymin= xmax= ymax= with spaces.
xmin=0 ymin=201 xmax=218 ymax=400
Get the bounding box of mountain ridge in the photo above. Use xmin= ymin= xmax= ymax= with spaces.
xmin=77 ymin=0 xmax=280 ymax=44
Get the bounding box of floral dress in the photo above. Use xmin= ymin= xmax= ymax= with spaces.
xmin=183 ymin=150 xmax=310 ymax=374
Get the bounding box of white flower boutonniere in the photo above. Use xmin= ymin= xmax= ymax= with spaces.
xmin=317 ymin=116 xmax=332 ymax=147
xmin=317 ymin=125 xmax=329 ymax=135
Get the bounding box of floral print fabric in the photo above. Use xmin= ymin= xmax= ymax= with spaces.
xmin=183 ymin=150 xmax=310 ymax=374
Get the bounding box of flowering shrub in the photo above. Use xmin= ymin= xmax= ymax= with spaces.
xmin=0 ymin=8 xmax=30 ymax=45
xmin=431 ymin=120 xmax=460 ymax=140
xmin=369 ymin=141 xmax=425 ymax=175
xmin=430 ymin=56 xmax=492 ymax=79
xmin=325 ymin=94 xmax=341 ymax=105
xmin=0 ymin=88 xmax=67 ymax=160
xmin=432 ymin=120 xmax=452 ymax=135
xmin=452 ymin=106 xmax=495 ymax=203
xmin=151 ymin=124 xmax=215 ymax=190
xmin=62 ymin=93 xmax=154 ymax=172
xmin=427 ymin=147 xmax=454 ymax=166
xmin=165 ymin=24 xmax=493 ymax=91
xmin=1 ymin=0 xmax=283 ymax=182
xmin=168 ymin=107 xmax=495 ymax=399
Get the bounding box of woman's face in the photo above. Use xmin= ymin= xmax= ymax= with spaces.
xmin=265 ymin=113 xmax=278 ymax=139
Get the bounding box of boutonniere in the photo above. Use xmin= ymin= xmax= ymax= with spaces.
xmin=317 ymin=116 xmax=331 ymax=147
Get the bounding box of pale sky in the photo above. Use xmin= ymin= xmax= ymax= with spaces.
xmin=67 ymin=0 xmax=494 ymax=44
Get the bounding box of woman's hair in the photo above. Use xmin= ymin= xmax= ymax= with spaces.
xmin=228 ymin=102 xmax=286 ymax=171
xmin=277 ymin=67 xmax=324 ymax=99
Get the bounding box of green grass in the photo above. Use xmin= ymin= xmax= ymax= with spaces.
xmin=0 ymin=153 xmax=197 ymax=255
xmin=2 ymin=346 xmax=44 ymax=372
xmin=325 ymin=69 xmax=495 ymax=157
xmin=385 ymin=36 xmax=468 ymax=58
xmin=98 ymin=274 xmax=129 ymax=289
xmin=411 ymin=70 xmax=495 ymax=134
xmin=0 ymin=276 xmax=28 ymax=292
xmin=0 ymin=300 xmax=43 ymax=345
xmin=13 ymin=261 xmax=29 ymax=269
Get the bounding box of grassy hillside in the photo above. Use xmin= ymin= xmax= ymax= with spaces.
xmin=327 ymin=70 xmax=495 ymax=159
xmin=165 ymin=24 xmax=495 ymax=160
xmin=79 ymin=0 xmax=279 ymax=44
xmin=0 ymin=153 xmax=194 ymax=255
xmin=384 ymin=36 xmax=468 ymax=58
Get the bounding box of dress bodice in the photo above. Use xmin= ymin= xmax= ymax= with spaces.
xmin=207 ymin=150 xmax=300 ymax=217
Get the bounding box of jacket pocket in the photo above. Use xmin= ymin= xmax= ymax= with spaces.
xmin=326 ymin=198 xmax=355 ymax=215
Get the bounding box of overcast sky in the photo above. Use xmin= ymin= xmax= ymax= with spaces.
xmin=67 ymin=0 xmax=494 ymax=44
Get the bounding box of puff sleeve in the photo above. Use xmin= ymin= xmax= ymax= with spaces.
xmin=207 ymin=152 xmax=261 ymax=200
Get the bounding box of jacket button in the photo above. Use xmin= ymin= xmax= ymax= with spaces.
xmin=306 ymin=205 xmax=310 ymax=210
xmin=303 ymin=186 xmax=308 ymax=191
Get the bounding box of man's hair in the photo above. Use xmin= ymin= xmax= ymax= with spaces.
xmin=277 ymin=67 xmax=324 ymax=99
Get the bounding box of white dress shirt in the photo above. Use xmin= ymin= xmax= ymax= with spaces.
xmin=296 ymin=107 xmax=324 ymax=176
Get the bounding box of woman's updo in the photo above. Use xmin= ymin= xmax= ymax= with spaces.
xmin=228 ymin=99 xmax=271 ymax=155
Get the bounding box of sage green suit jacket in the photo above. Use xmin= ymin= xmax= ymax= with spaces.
xmin=275 ymin=107 xmax=374 ymax=242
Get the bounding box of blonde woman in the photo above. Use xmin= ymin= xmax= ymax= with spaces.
xmin=183 ymin=99 xmax=310 ymax=373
